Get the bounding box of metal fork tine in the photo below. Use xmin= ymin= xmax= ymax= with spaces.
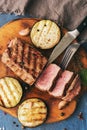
xmin=60 ymin=40 xmax=87 ymax=70
xmin=62 ymin=50 xmax=73 ymax=68
xmin=60 ymin=47 xmax=73 ymax=69
xmin=60 ymin=42 xmax=81 ymax=70
xmin=61 ymin=49 xmax=72 ymax=66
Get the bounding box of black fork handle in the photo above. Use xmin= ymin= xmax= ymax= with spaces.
xmin=77 ymin=16 xmax=87 ymax=33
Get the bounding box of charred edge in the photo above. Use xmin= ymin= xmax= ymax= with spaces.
xmin=15 ymin=41 xmax=17 ymax=62
xmin=31 ymin=48 xmax=37 ymax=78
xmin=40 ymin=56 xmax=45 ymax=70
xmin=27 ymin=47 xmax=36 ymax=79
xmin=63 ymin=73 xmax=76 ymax=96
xmin=7 ymin=47 xmax=12 ymax=58
xmin=21 ymin=41 xmax=37 ymax=79
xmin=33 ymin=48 xmax=41 ymax=79
xmin=62 ymin=76 xmax=81 ymax=102
xmin=23 ymin=43 xmax=29 ymax=72
xmin=33 ymin=52 xmax=37 ymax=78
xmin=18 ymin=41 xmax=24 ymax=67
xmin=28 ymin=45 xmax=31 ymax=64
xmin=0 ymin=96 xmax=5 ymax=106
xmin=49 ymin=69 xmax=62 ymax=92
xmin=11 ymin=40 xmax=18 ymax=62
xmin=15 ymin=41 xmax=18 ymax=63
xmin=68 ymin=75 xmax=80 ymax=93
xmin=20 ymin=42 xmax=25 ymax=68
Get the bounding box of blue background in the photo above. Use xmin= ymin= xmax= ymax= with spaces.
xmin=0 ymin=14 xmax=87 ymax=130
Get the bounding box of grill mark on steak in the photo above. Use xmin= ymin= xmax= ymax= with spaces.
xmin=21 ymin=41 xmax=25 ymax=68
xmin=1 ymin=38 xmax=47 ymax=85
xmin=23 ymin=44 xmax=40 ymax=79
xmin=39 ymin=55 xmax=43 ymax=70
xmin=28 ymin=45 xmax=31 ymax=65
xmin=35 ymin=55 xmax=41 ymax=77
xmin=33 ymin=52 xmax=37 ymax=77
xmin=7 ymin=40 xmax=14 ymax=58
xmin=10 ymin=39 xmax=18 ymax=62
xmin=23 ymin=43 xmax=29 ymax=72
xmin=17 ymin=40 xmax=24 ymax=66
xmin=15 ymin=41 xmax=18 ymax=63
xmin=29 ymin=48 xmax=35 ymax=69
xmin=28 ymin=47 xmax=36 ymax=78
xmin=40 ymin=56 xmax=46 ymax=70
xmin=22 ymin=44 xmax=37 ymax=79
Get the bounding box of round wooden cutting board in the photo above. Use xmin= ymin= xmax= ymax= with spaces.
xmin=0 ymin=18 xmax=86 ymax=124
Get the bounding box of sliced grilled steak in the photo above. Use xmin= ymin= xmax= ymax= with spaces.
xmin=62 ymin=75 xmax=81 ymax=102
xmin=35 ymin=64 xmax=61 ymax=91
xmin=49 ymin=70 xmax=73 ymax=98
xmin=1 ymin=38 xmax=47 ymax=85
xmin=58 ymin=75 xmax=81 ymax=109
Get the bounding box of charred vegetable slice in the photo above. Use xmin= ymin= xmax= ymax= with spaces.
xmin=18 ymin=98 xmax=47 ymax=127
xmin=0 ymin=77 xmax=22 ymax=108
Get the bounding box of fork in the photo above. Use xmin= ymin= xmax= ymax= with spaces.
xmin=59 ymin=40 xmax=87 ymax=70
xmin=58 ymin=40 xmax=87 ymax=109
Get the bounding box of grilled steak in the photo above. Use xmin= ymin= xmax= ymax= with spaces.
xmin=58 ymin=75 xmax=81 ymax=109
xmin=35 ymin=64 xmax=61 ymax=91
xmin=62 ymin=75 xmax=81 ymax=102
xmin=1 ymin=38 xmax=47 ymax=85
xmin=49 ymin=70 xmax=74 ymax=98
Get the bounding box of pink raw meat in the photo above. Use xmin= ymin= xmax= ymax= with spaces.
xmin=35 ymin=64 xmax=61 ymax=91
xmin=49 ymin=70 xmax=73 ymax=97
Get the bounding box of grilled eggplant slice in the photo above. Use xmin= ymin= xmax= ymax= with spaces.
xmin=18 ymin=98 xmax=47 ymax=127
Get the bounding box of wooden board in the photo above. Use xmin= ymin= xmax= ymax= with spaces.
xmin=0 ymin=18 xmax=86 ymax=124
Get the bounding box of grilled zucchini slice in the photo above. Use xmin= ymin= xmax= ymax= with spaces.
xmin=18 ymin=98 xmax=47 ymax=127
xmin=0 ymin=77 xmax=22 ymax=108
xmin=30 ymin=20 xmax=61 ymax=49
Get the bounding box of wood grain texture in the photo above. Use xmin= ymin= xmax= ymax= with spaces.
xmin=0 ymin=18 xmax=83 ymax=123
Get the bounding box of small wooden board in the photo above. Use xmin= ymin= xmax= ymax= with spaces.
xmin=0 ymin=18 xmax=86 ymax=123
